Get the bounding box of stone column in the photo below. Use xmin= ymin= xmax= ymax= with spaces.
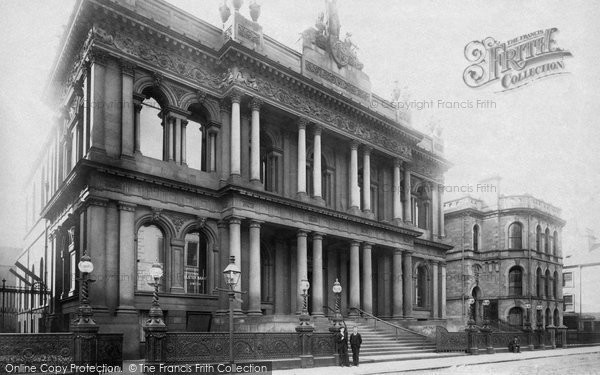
xmin=88 ymin=51 xmax=107 ymax=152
xmin=228 ymin=216 xmax=243 ymax=312
xmin=248 ymin=220 xmax=262 ymax=315
xmin=403 ymin=250 xmax=413 ymax=318
xmin=327 ymin=249 xmax=338 ymax=313
xmin=362 ymin=147 xmax=372 ymax=213
xmin=440 ymin=263 xmax=447 ymax=319
xmin=439 ymin=187 xmax=445 ymax=237
xmin=86 ymin=198 xmax=108 ymax=311
xmin=162 ymin=116 xmax=172 ymax=161
xmin=432 ymin=184 xmax=440 ymax=237
xmin=230 ymin=90 xmax=242 ymax=178
xmin=207 ymin=125 xmax=219 ymax=172
xmin=349 ymin=141 xmax=360 ymax=210
xmin=133 ymin=94 xmax=143 ymax=154
xmin=349 ymin=241 xmax=360 ymax=315
xmin=362 ymin=243 xmax=373 ymax=314
xmin=432 ymin=261 xmax=439 ymax=319
xmin=219 ymin=100 xmax=231 ymax=181
xmin=313 ymin=125 xmax=322 ymax=199
xmin=393 ymin=159 xmax=403 ymax=221
xmin=105 ymin=202 xmax=119 ymax=311
xmin=174 ymin=117 xmax=182 ymax=163
xmin=311 ymin=233 xmax=324 ymax=317
xmin=249 ymin=98 xmax=262 ymax=183
xmin=403 ymin=167 xmax=412 ymax=223
xmin=296 ymin=230 xmax=308 ymax=314
xmin=181 ymin=120 xmax=188 ymax=165
xmin=297 ymin=118 xmax=308 ymax=198
xmin=392 ymin=249 xmax=403 ymax=318
xmin=120 ymin=60 xmax=135 ymax=158
xmin=217 ymin=221 xmax=229 ymax=313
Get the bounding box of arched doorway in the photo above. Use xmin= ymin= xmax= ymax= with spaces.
xmin=508 ymin=306 xmax=523 ymax=326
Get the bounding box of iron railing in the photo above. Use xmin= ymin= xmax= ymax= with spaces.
xmin=348 ymin=307 xmax=428 ymax=342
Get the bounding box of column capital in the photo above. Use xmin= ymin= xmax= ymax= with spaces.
xmin=83 ymin=196 xmax=109 ymax=208
xmin=297 ymin=229 xmax=309 ymax=238
xmin=87 ymin=49 xmax=110 ymax=66
xmin=313 ymin=124 xmax=322 ymax=136
xmin=297 ymin=117 xmax=309 ymax=130
xmin=117 ymin=201 xmax=137 ymax=212
xmin=394 ymin=158 xmax=403 ymax=168
xmin=119 ymin=59 xmax=136 ymax=76
xmin=217 ymin=220 xmax=228 ymax=229
xmin=229 ymin=88 xmax=244 ymax=104
xmin=350 ymin=140 xmax=360 ymax=150
xmin=227 ymin=216 xmax=244 ymax=225
xmin=312 ymin=232 xmax=324 ymax=241
xmin=249 ymin=97 xmax=263 ymax=111
xmin=206 ymin=120 xmax=222 ymax=133
xmin=350 ymin=240 xmax=361 ymax=247
xmin=249 ymin=220 xmax=263 ymax=228
xmin=164 ymin=106 xmax=191 ymax=120
xmin=362 ymin=145 xmax=373 ymax=155
xmin=362 ymin=242 xmax=373 ymax=250
xmin=219 ymin=98 xmax=231 ymax=114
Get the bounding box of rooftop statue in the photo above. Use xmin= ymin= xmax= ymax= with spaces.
xmin=301 ymin=0 xmax=364 ymax=70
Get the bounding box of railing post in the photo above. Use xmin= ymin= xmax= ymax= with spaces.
xmin=480 ymin=326 xmax=494 ymax=354
xmin=465 ymin=326 xmax=479 ymax=355
xmin=296 ymin=325 xmax=315 ymax=368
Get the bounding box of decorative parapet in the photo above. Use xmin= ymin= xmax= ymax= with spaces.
xmin=498 ymin=195 xmax=562 ymax=218
xmin=444 ymin=196 xmax=485 ymax=212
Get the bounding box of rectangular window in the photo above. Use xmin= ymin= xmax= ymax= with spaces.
xmin=563 ymin=272 xmax=573 ymax=288
xmin=184 ymin=235 xmax=207 ymax=294
xmin=563 ymin=295 xmax=574 ymax=312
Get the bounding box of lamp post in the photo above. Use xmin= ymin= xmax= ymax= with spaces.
xmin=71 ymin=251 xmax=98 ymax=366
xmin=536 ymin=304 xmax=545 ymax=349
xmin=329 ymin=278 xmax=343 ymax=333
xmin=525 ymin=302 xmax=534 ymax=350
xmin=215 ymin=256 xmax=244 ymax=365
xmin=298 ymin=279 xmax=311 ymax=326
xmin=482 ymin=299 xmax=490 ymax=329
xmin=481 ymin=299 xmax=493 ymax=354
xmin=465 ymin=297 xmax=478 ymax=354
xmin=144 ymin=261 xmax=167 ymax=365
xmin=71 ymin=253 xmax=96 ymax=328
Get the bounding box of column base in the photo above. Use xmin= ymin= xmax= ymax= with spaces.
xmin=116 ymin=306 xmax=137 ymax=314
xmin=363 ymin=210 xmax=375 ymax=220
xmin=311 ymin=312 xmax=325 ymax=318
xmin=250 ymin=179 xmax=263 ymax=189
xmin=246 ymin=310 xmax=262 ymax=316
xmin=392 ymin=218 xmax=404 ymax=226
xmin=312 ymin=196 xmax=326 ymax=206
xmin=227 ymin=174 xmax=242 ymax=185
xmin=296 ymin=192 xmax=309 ymax=201
xmin=348 ymin=206 xmax=361 ymax=216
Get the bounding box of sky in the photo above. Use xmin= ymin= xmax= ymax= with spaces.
xmin=0 ymin=0 xmax=598 ymax=255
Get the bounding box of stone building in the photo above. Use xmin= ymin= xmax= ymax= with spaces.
xmin=25 ymin=0 xmax=450 ymax=358
xmin=444 ymin=190 xmax=565 ymax=331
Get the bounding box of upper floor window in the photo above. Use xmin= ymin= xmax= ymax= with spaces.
xmin=473 ymin=224 xmax=480 ymax=252
xmin=553 ymin=231 xmax=559 ymax=255
xmin=563 ymin=295 xmax=574 ymax=312
xmin=415 ymin=264 xmax=428 ymax=307
xmin=136 ymin=224 xmax=165 ymax=292
xmin=139 ymin=93 xmax=165 ymax=161
xmin=508 ymin=222 xmax=522 ymax=249
xmin=508 ymin=266 xmax=523 ymax=296
xmin=544 ymin=228 xmax=550 ymax=253
xmin=261 ymin=133 xmax=280 ymax=193
xmin=187 ymin=104 xmax=209 ymax=172
xmin=184 ymin=231 xmax=208 ymax=294
xmin=553 ymin=271 xmax=559 ymax=299
xmin=536 ymin=225 xmax=542 ymax=252
xmin=413 ymin=185 xmax=430 ymax=230
xmin=563 ymin=272 xmax=573 ymax=288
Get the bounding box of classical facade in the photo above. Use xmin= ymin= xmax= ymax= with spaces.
xmin=24 ymin=0 xmax=451 ymax=358
xmin=444 ymin=192 xmax=566 ymax=331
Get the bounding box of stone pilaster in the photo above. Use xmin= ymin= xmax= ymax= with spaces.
xmin=311 ymin=233 xmax=324 ymax=317
xmin=248 ymin=220 xmax=262 ymax=315
xmin=392 ymin=249 xmax=403 ymax=318
xmin=296 ymin=230 xmax=308 ymax=314
xmin=249 ymin=98 xmax=262 ymax=183
xmin=349 ymin=241 xmax=360 ymax=315
xmin=362 ymin=243 xmax=373 ymax=314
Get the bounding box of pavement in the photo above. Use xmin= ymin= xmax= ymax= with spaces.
xmin=272 ymin=346 xmax=600 ymax=375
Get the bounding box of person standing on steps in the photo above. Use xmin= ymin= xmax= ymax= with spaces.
xmin=335 ymin=326 xmax=350 ymax=366
xmin=350 ymin=326 xmax=362 ymax=366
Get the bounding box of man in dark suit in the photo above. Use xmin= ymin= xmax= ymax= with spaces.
xmin=335 ymin=326 xmax=349 ymax=366
xmin=350 ymin=326 xmax=363 ymax=366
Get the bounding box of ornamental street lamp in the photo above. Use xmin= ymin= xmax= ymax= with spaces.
xmin=467 ymin=297 xmax=476 ymax=329
xmin=215 ymin=256 xmax=245 ymax=365
xmin=298 ymin=278 xmax=311 ymax=326
xmin=147 ymin=261 xmax=165 ymax=326
xmin=482 ymin=299 xmax=490 ymax=329
xmin=71 ymin=252 xmax=97 ymax=328
xmin=329 ymin=278 xmax=343 ymax=332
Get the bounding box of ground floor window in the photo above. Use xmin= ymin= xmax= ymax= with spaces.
xmin=184 ymin=232 xmax=208 ymax=294
xmin=508 ymin=307 xmax=523 ymax=326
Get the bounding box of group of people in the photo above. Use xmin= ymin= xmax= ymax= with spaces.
xmin=335 ymin=325 xmax=362 ymax=367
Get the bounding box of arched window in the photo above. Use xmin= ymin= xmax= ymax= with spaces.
xmin=261 ymin=133 xmax=280 ymax=193
xmin=553 ymin=231 xmax=558 ymax=255
xmin=553 ymin=271 xmax=559 ymax=299
xmin=544 ymin=228 xmax=550 ymax=253
xmin=187 ymin=104 xmax=209 ymax=172
xmin=413 ymin=185 xmax=430 ymax=230
xmin=136 ymin=224 xmax=165 ymax=292
xmin=184 ymin=231 xmax=208 ymax=294
xmin=415 ymin=264 xmax=428 ymax=308
xmin=508 ymin=266 xmax=523 ymax=296
xmin=139 ymin=89 xmax=166 ymax=160
xmin=545 ymin=308 xmax=552 ymax=328
xmin=553 ymin=308 xmax=560 ymax=326
xmin=473 ymin=224 xmax=480 ymax=252
xmin=536 ymin=225 xmax=542 ymax=252
xmin=508 ymin=222 xmax=522 ymax=249
xmin=544 ymin=269 xmax=551 ymax=297
xmin=536 ymin=267 xmax=543 ymax=297
xmin=507 ymin=307 xmax=523 ymax=326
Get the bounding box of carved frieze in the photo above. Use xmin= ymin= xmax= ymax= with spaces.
xmin=305 ymin=61 xmax=369 ymax=101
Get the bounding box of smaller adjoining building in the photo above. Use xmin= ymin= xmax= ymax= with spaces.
xmin=562 ymin=230 xmax=600 ymax=332
xmin=444 ymin=188 xmax=565 ymax=331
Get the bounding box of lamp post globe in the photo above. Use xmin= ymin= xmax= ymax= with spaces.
xmin=78 ymin=254 xmax=94 ymax=274
xmin=223 ymin=256 xmax=241 ymax=289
